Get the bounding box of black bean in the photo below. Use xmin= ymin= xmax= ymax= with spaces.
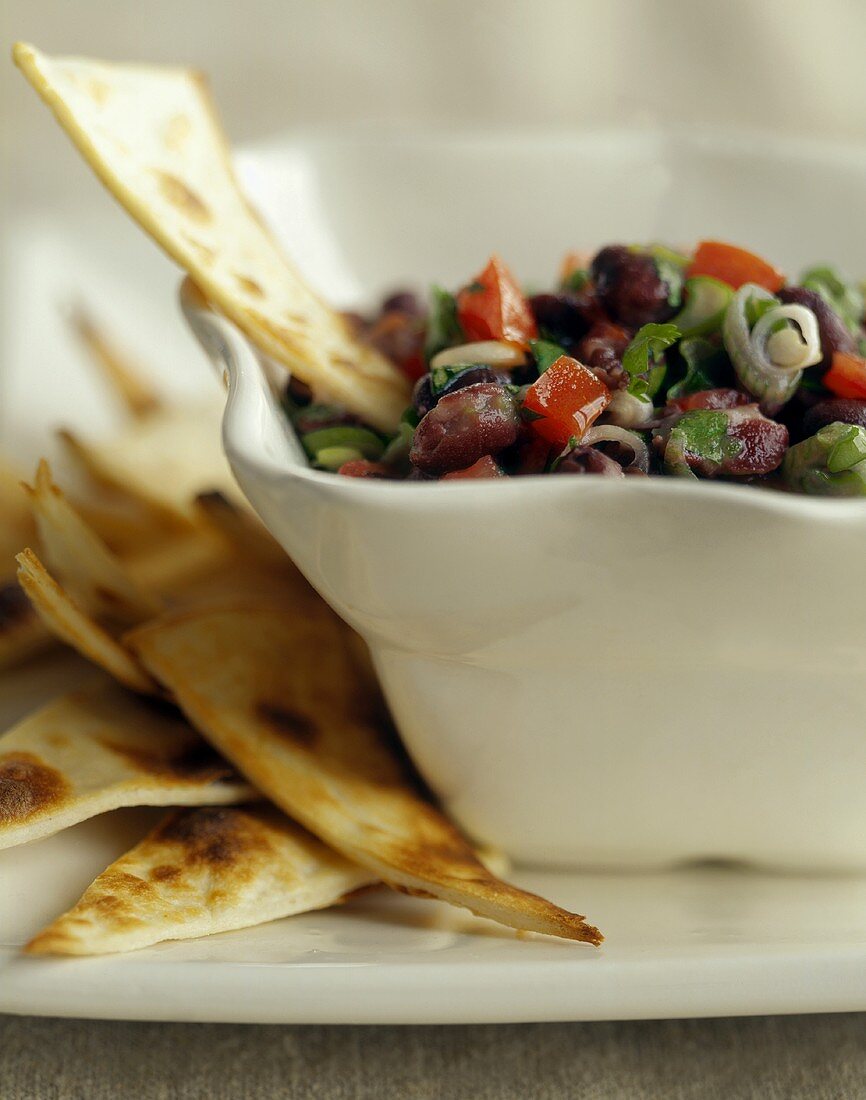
xmin=413 ymin=367 xmax=502 ymax=418
xmin=590 ymin=245 xmax=675 ymax=327
xmin=802 ymin=398 xmax=866 ymax=436
xmin=777 ymin=286 xmax=856 ymax=364
xmin=410 ymin=383 xmax=520 ymax=474
xmin=528 ymin=293 xmax=595 ymax=345
xmin=382 ymin=290 xmax=422 ymax=316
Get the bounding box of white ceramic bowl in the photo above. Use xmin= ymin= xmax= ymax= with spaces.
xmin=187 ymin=129 xmax=866 ymax=871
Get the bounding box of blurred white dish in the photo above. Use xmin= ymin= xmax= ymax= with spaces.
xmin=183 ymin=128 xmax=866 ymax=871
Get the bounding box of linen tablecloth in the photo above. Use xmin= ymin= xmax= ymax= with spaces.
xmin=3 ymin=1013 xmax=864 ymax=1098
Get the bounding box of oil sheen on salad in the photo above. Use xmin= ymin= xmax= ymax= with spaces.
xmin=282 ymin=241 xmax=866 ymax=494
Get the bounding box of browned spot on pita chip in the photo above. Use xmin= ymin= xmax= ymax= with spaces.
xmin=155 ymin=171 xmax=211 ymax=222
xmin=0 ymin=752 xmax=69 ymax=824
xmin=254 ymin=701 xmax=319 ymax=747
xmin=235 ymin=274 xmax=264 ymax=298
xmin=163 ymin=113 xmax=191 ymax=151
xmin=129 ymin=606 xmax=602 ymax=944
xmin=0 ymin=680 xmax=256 ymax=850
xmin=12 ymin=43 xmax=409 ymax=429
xmin=26 ymin=804 xmax=376 ymax=955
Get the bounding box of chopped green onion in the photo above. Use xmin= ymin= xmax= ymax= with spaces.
xmin=314 ymin=446 xmax=365 ymax=471
xmin=424 ymin=286 xmax=463 ymax=362
xmin=430 ymin=364 xmax=483 ymax=394
xmin=670 ymin=277 xmax=732 ymax=338
xmin=723 ymin=284 xmax=820 ymax=413
xmin=781 ymin=422 xmax=866 ymax=496
xmin=800 ymin=265 xmax=864 ymax=334
xmin=301 ymin=426 xmax=385 ymax=462
xmin=663 ymin=409 xmax=741 ymax=475
xmin=529 ymin=338 xmax=566 ymax=374
xmin=381 ymin=420 xmax=415 ymax=474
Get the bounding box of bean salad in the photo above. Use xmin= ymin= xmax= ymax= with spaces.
xmin=283 ymin=241 xmax=866 ymax=494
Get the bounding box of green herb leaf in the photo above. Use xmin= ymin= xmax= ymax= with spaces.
xmin=424 ymin=286 xmax=464 ymax=362
xmin=667 ymin=338 xmax=731 ymax=400
xmin=561 ymin=268 xmax=590 ymax=293
xmin=529 ymin=338 xmax=566 ymax=374
xmin=673 ymin=409 xmax=741 ymax=467
xmin=622 ymin=323 xmax=681 ymax=382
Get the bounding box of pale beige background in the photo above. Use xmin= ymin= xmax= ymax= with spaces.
xmin=3 ymin=0 xmax=866 ymax=206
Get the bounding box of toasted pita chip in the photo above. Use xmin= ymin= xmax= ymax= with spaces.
xmin=57 ymin=427 xmax=189 ymax=551
xmin=0 ymin=682 xmax=255 ymax=850
xmin=129 ymin=606 xmax=602 ymax=944
xmin=195 ymin=491 xmax=289 ymax=571
xmin=0 ymin=458 xmax=33 ymax=567
xmin=16 ymin=549 xmax=157 ymax=693
xmin=0 ymin=581 xmax=53 ymax=668
xmin=26 ymin=805 xmax=375 ymax=955
xmin=14 ymin=43 xmax=410 ymax=431
xmin=59 ymin=404 xmax=240 ymax=523
xmin=68 ymin=304 xmax=163 ymax=420
xmin=25 ymin=459 xmax=162 ymax=624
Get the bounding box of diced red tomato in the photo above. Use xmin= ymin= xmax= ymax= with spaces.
xmin=687 ymin=240 xmax=785 ymax=292
xmin=337 ymin=460 xmax=391 ymax=478
xmin=668 ymin=388 xmax=751 ymax=412
xmin=456 ymin=255 xmax=538 ymax=345
xmin=824 ymin=352 xmax=866 ymax=399
xmin=522 ymin=356 xmax=610 ymax=448
xmin=441 ymin=455 xmax=504 ymax=480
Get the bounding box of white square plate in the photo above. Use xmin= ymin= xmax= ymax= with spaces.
xmin=3 ymin=128 xmax=866 ymax=1023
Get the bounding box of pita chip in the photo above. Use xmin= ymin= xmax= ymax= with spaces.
xmin=16 ymin=548 xmax=157 ymax=693
xmin=26 ymin=804 xmax=375 ymax=955
xmin=14 ymin=43 xmax=410 ymax=431
xmin=0 ymin=681 xmax=255 ymax=850
xmin=129 ymin=606 xmax=602 ymax=944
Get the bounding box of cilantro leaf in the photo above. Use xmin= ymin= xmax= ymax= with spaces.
xmin=424 ymin=286 xmax=464 ymax=362
xmin=625 ymin=321 xmax=682 ymax=400
xmin=667 ymin=338 xmax=731 ymax=400
xmin=674 ymin=410 xmax=742 ymax=468
xmin=529 ymin=338 xmax=566 ymax=374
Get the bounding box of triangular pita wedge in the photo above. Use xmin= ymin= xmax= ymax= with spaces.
xmin=58 ymin=404 xmax=241 ymax=523
xmin=0 ymin=458 xmax=33 ymax=571
xmin=0 ymin=681 xmax=255 ymax=850
xmin=25 ymin=459 xmax=162 ymax=624
xmin=57 ymin=427 xmax=190 ymax=550
xmin=195 ymin=491 xmax=290 ymax=572
xmin=26 ymin=805 xmax=375 ymax=955
xmin=16 ymin=548 xmax=157 ymax=693
xmin=68 ymin=304 xmax=163 ymax=419
xmin=129 ymin=606 xmax=602 ymax=944
xmin=14 ymin=43 xmax=410 ymax=431
xmin=0 ymin=580 xmax=53 ymax=669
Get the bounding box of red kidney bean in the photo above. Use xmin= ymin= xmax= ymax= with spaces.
xmin=777 ymin=286 xmax=857 ymax=364
xmin=590 ymin=245 xmax=675 ymax=327
xmin=667 ymin=388 xmax=751 ymax=413
xmin=382 ymin=290 xmax=422 ymax=315
xmin=802 ymin=397 xmax=866 ymax=436
xmin=554 ymin=446 xmax=624 ymax=476
xmin=722 ymin=410 xmax=789 ymax=476
xmin=410 ymin=383 xmax=520 ymax=474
